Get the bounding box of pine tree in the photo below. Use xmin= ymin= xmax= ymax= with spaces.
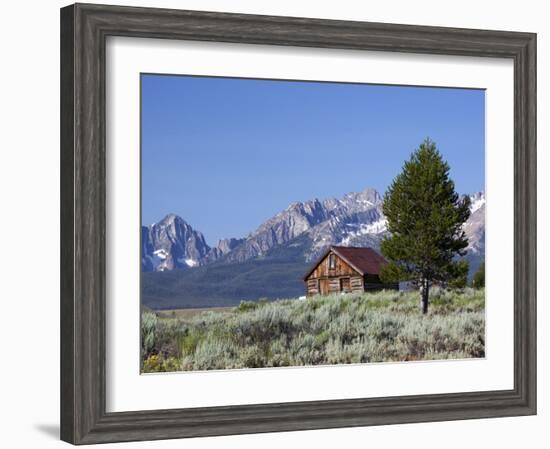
xmin=472 ymin=262 xmax=485 ymax=289
xmin=448 ymin=259 xmax=469 ymax=290
xmin=380 ymin=138 xmax=471 ymax=314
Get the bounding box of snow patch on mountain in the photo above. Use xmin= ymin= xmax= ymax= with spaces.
xmin=154 ymin=249 xmax=168 ymax=259
xmin=469 ymin=192 xmax=486 ymax=214
xmin=464 ymin=192 xmax=485 ymax=255
xmin=340 ymin=218 xmax=388 ymax=245
xmin=143 ymin=188 xmax=484 ymax=272
xmin=141 ymin=215 xmax=211 ymax=272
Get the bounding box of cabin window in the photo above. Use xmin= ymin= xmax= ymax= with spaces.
xmin=329 ymin=253 xmax=336 ymax=270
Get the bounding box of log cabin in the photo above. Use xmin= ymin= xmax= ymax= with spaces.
xmin=303 ymin=246 xmax=398 ymax=296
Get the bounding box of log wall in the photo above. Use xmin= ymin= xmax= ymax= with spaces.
xmin=304 ymin=250 xmax=398 ymax=296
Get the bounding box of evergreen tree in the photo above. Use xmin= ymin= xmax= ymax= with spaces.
xmin=448 ymin=259 xmax=469 ymax=290
xmin=471 ymin=262 xmax=485 ymax=289
xmin=380 ymin=138 xmax=471 ymax=314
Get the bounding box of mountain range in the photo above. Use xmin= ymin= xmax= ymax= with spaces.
xmin=141 ymin=188 xmax=485 ymax=309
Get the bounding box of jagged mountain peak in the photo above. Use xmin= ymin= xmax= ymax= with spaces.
xmin=141 ymin=214 xmax=211 ymax=272
xmin=287 ymin=197 xmax=320 ymax=210
xmin=143 ymin=187 xmax=484 ymax=274
xmin=342 ymin=187 xmax=382 ymax=205
xmin=159 ymin=212 xmax=184 ymax=224
xmin=221 ymin=187 xmax=382 ymax=263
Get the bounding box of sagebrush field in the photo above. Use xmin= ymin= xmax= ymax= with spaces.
xmin=141 ymin=287 xmax=485 ymax=373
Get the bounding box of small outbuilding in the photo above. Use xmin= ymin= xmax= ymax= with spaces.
xmin=303 ymin=246 xmax=398 ymax=296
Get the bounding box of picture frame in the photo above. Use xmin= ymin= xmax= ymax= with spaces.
xmin=60 ymin=3 xmax=536 ymax=445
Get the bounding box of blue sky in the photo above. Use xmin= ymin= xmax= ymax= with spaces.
xmin=141 ymin=74 xmax=485 ymax=245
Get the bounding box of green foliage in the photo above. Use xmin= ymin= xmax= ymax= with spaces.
xmin=141 ymin=311 xmax=157 ymax=357
xmin=381 ymin=138 xmax=471 ymax=313
xmin=472 ymin=262 xmax=485 ymax=289
xmin=379 ymin=262 xmax=408 ymax=285
xmin=141 ymin=288 xmax=485 ymax=373
xmin=448 ymin=259 xmax=469 ymax=290
xmin=237 ymin=299 xmax=269 ymax=313
xmin=142 ymin=354 xmax=181 ymax=372
xmin=180 ymin=332 xmax=202 ymax=356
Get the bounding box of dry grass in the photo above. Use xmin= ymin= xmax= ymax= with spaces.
xmin=141 ymin=287 xmax=485 ymax=373
xmin=155 ymin=307 xmax=232 ymax=320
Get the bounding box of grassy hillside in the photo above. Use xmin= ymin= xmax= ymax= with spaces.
xmin=141 ymin=287 xmax=485 ymax=372
xmin=142 ymin=235 xmax=313 ymax=309
xmin=142 ymin=259 xmax=308 ymax=309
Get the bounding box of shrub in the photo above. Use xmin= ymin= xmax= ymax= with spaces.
xmin=141 ymin=288 xmax=485 ymax=372
xmin=141 ymin=311 xmax=157 ymax=357
xmin=142 ymin=354 xmax=180 ymax=372
xmin=472 ymin=263 xmax=485 ymax=289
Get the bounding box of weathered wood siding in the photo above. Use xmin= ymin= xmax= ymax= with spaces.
xmin=305 ymin=250 xmax=398 ymax=296
xmin=306 ymin=278 xmax=319 ymax=295
xmin=328 ymin=278 xmax=340 ymax=293
xmin=319 ymin=279 xmax=329 ymax=295
xmin=350 ymin=275 xmax=364 ymax=292
xmin=308 ymin=252 xmax=357 ymax=280
xmin=340 ymin=277 xmax=351 ymax=292
xmin=306 ymin=251 xmax=361 ymax=296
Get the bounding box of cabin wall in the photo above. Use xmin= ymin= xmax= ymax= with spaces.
xmin=305 ymin=251 xmax=399 ymax=296
xmin=309 ymin=252 xmax=357 ymax=280
xmin=306 ymin=252 xmax=360 ymax=296
xmin=350 ymin=275 xmax=364 ymax=292
xmin=306 ymin=278 xmax=319 ymax=295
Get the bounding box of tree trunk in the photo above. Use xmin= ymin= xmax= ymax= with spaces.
xmin=420 ymin=278 xmax=429 ymax=314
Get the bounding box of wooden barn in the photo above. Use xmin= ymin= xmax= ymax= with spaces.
xmin=303 ymin=246 xmax=398 ymax=296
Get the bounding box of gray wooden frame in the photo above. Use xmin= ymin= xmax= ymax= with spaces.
xmin=60 ymin=3 xmax=537 ymax=445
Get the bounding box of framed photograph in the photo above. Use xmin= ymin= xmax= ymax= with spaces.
xmin=60 ymin=3 xmax=536 ymax=444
